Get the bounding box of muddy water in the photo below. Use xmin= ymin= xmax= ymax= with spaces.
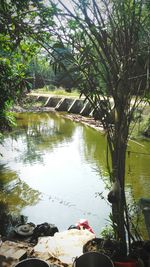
xmin=0 ymin=112 xmax=149 ymax=237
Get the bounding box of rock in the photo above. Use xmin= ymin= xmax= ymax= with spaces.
xmin=30 ymin=223 xmax=59 ymax=243
xmin=0 ymin=241 xmax=27 ymax=261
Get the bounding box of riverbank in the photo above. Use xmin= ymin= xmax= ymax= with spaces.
xmin=12 ymin=95 xmax=104 ymax=133
xmin=13 ymin=93 xmax=150 ymax=139
xmin=0 ymin=228 xmax=95 ymax=267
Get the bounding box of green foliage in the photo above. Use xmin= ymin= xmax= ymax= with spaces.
xmin=0 ymin=0 xmax=55 ymax=131
xmin=139 ymin=114 xmax=150 ymax=138
xmin=0 ymin=47 xmax=33 ymax=109
xmin=50 ymin=44 xmax=77 ymax=90
xmin=129 ymin=106 xmax=150 ymax=139
xmin=100 ymin=225 xmax=115 ymax=239
xmin=27 ymin=52 xmax=54 ymax=89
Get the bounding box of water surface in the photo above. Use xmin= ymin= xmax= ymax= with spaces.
xmin=0 ymin=112 xmax=149 ymax=237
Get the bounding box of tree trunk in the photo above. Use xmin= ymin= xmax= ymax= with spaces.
xmin=109 ymin=119 xmax=129 ymax=255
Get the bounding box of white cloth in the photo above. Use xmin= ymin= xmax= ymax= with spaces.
xmin=34 ymin=229 xmax=95 ymax=264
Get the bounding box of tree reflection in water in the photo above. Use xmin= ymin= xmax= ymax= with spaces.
xmin=0 ymin=112 xmax=76 ymax=236
xmin=0 ymin=164 xmax=41 ymax=236
xmin=12 ymin=112 xmax=76 ymax=164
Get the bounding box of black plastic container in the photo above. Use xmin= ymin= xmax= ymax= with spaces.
xmin=73 ymin=251 xmax=114 ymax=267
xmin=15 ymin=258 xmax=49 ymax=267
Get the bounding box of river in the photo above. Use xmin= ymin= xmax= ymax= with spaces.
xmin=0 ymin=111 xmax=149 ymax=238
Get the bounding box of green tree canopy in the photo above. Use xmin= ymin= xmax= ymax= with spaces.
xmin=0 ymin=0 xmax=55 ymax=131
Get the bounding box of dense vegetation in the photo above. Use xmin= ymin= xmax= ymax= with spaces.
xmin=0 ymin=0 xmax=150 ymax=256
xmin=0 ymin=0 xmax=57 ymax=130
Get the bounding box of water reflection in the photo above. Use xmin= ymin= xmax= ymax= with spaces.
xmin=0 ymin=112 xmax=149 ymax=238
xmin=0 ymin=202 xmax=13 ymax=236
xmin=80 ymin=126 xmax=150 ymax=239
xmin=83 ymin=126 xmax=150 ymax=200
xmin=0 ymin=112 xmax=110 ymax=235
xmin=0 ymin=166 xmax=41 ymax=235
xmin=82 ymin=127 xmax=109 ymax=178
xmin=126 ymin=140 xmax=150 ymax=199
xmin=12 ymin=112 xmax=76 ymax=165
xmin=0 ymin=171 xmax=41 ymax=210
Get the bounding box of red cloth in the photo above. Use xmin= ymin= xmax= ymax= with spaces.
xmin=76 ymin=219 xmax=95 ymax=234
